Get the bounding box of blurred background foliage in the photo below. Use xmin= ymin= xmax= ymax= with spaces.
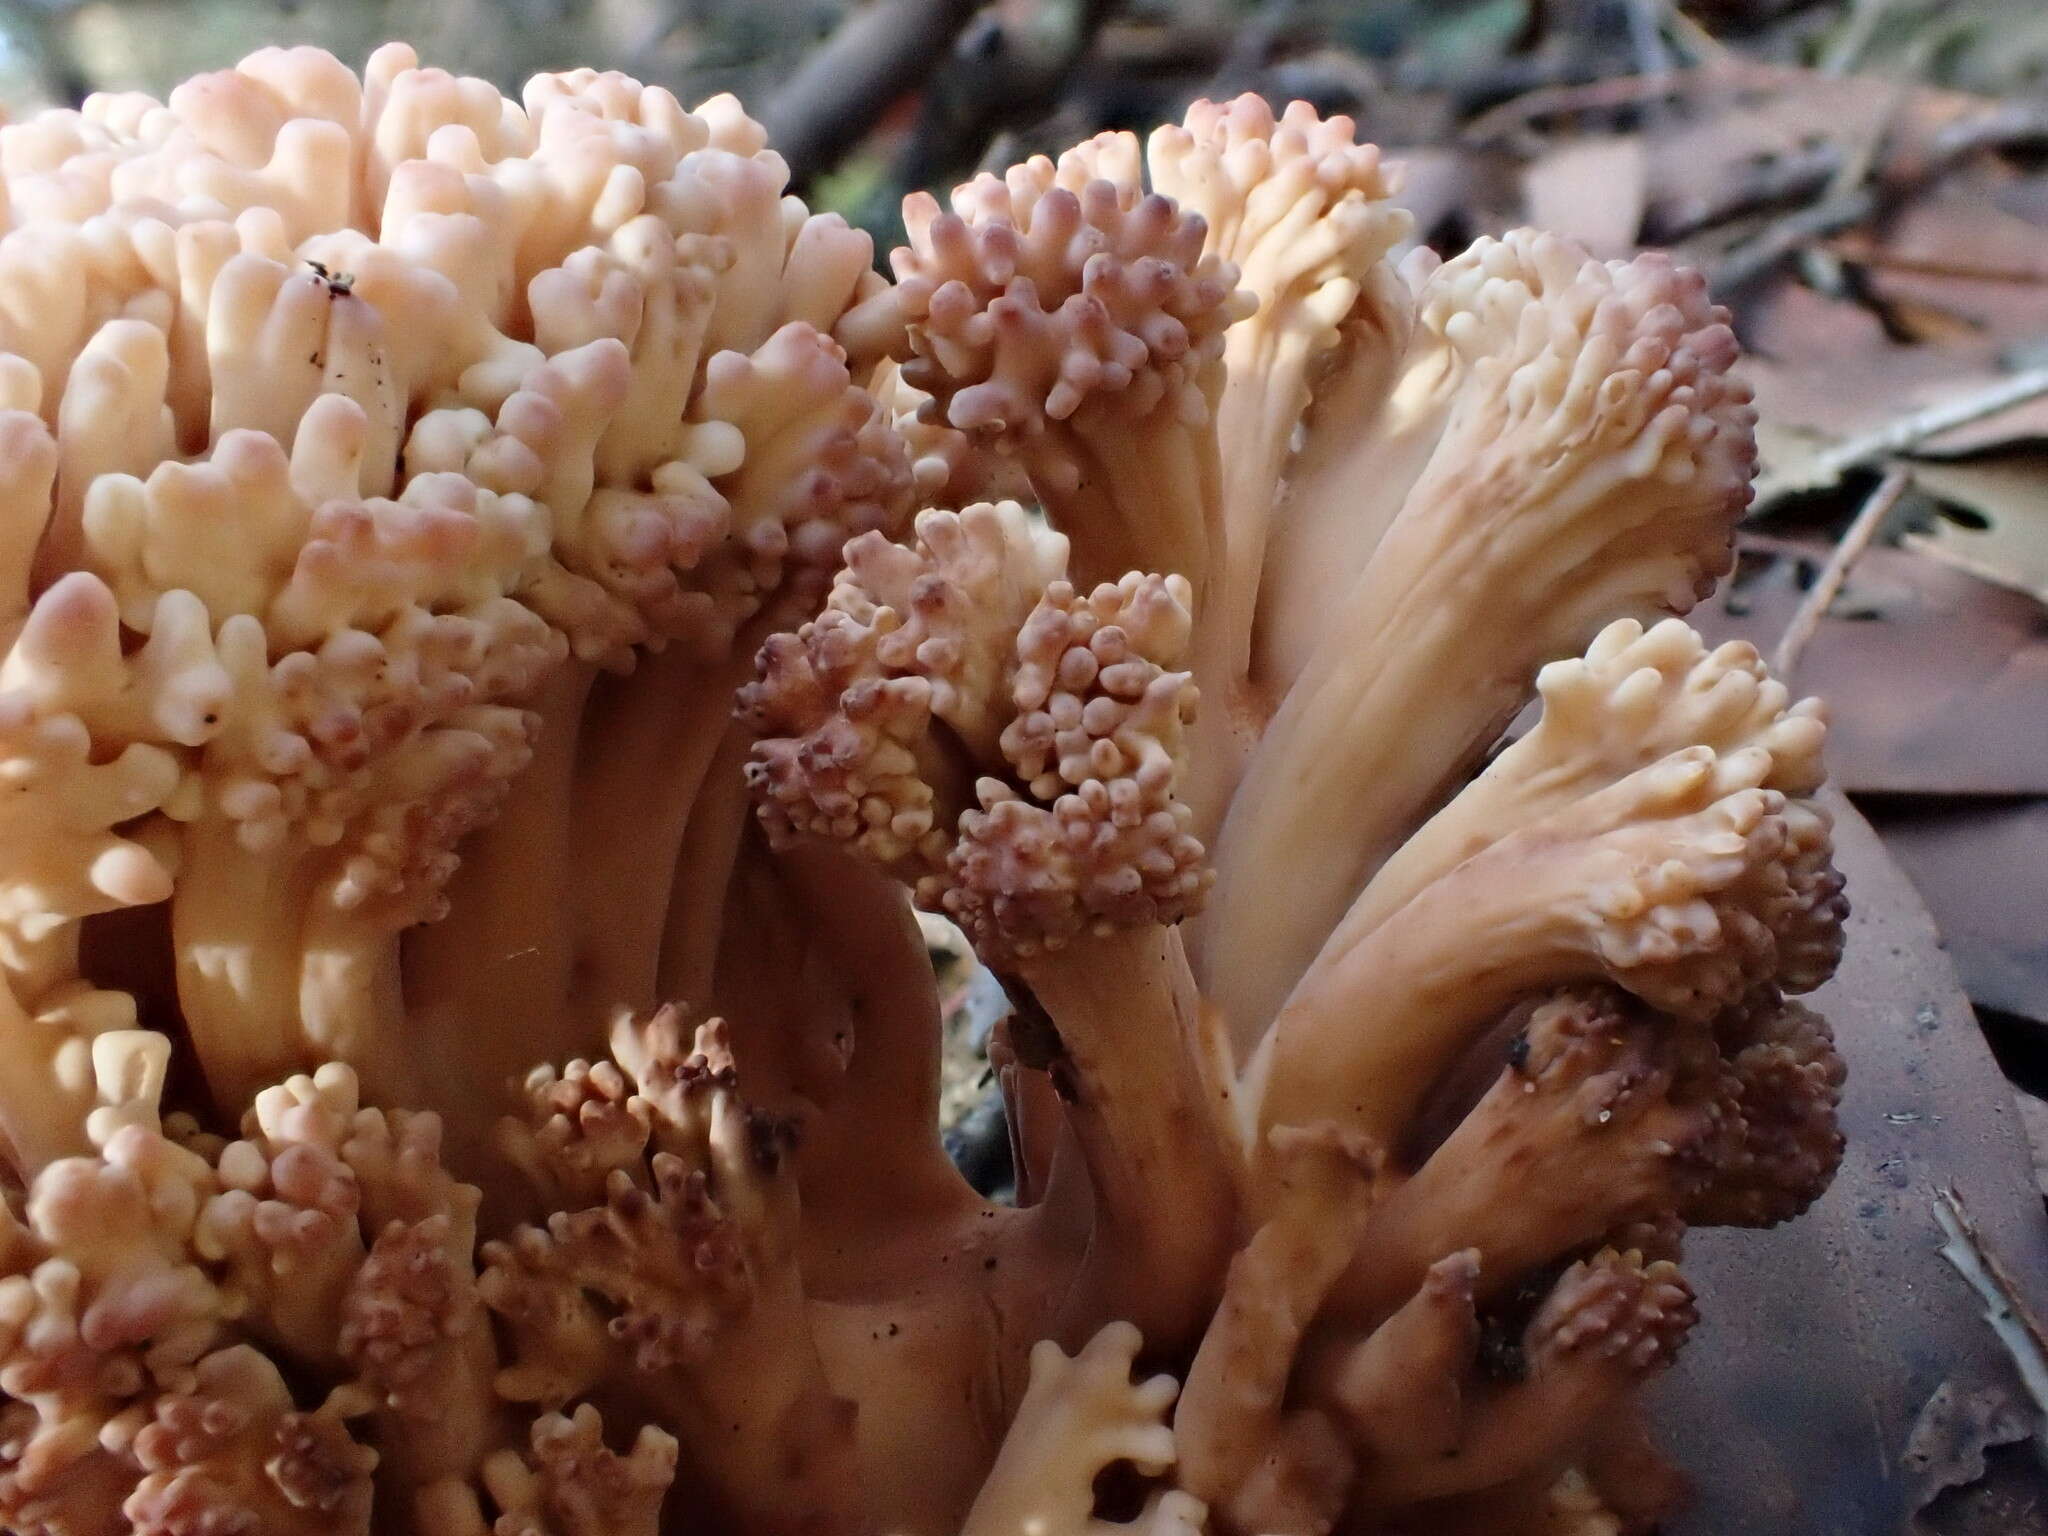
xmin=3 ymin=0 xmax=2041 ymax=245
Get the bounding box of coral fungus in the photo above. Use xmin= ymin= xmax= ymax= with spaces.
xmin=0 ymin=48 xmax=1843 ymax=1536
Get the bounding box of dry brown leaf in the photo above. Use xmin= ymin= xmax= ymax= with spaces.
xmin=1740 ymin=283 xmax=2048 ymax=478
xmin=1903 ymin=1378 xmax=2036 ymax=1518
xmin=1643 ymin=68 xmax=1991 ymax=238
xmin=1854 ymin=168 xmax=2048 ymax=343
xmin=1519 ymin=135 xmax=1648 ymax=255
xmin=1627 ymin=86 xmax=2048 ymax=480
xmin=1866 ymin=797 xmax=2048 ymax=1025
xmin=1644 ymin=800 xmax=2048 ymax=1536
xmin=1909 ymin=455 xmax=2048 ymax=604
xmin=1692 ymin=537 xmax=2048 ymax=795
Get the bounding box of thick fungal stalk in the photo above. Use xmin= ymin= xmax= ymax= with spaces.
xmin=1253 ymin=755 xmax=1817 ymax=1156
xmin=1174 ymin=1125 xmax=1379 ymax=1535
xmin=1313 ymin=988 xmax=1738 ymax=1329
xmin=1146 ymin=97 xmax=1411 ymax=825
xmin=0 ymin=462 xmax=199 ymax=1168
xmin=1355 ymin=1246 xmax=1698 ymax=1507
xmin=743 ymin=501 xmax=1235 ymax=1341
xmin=0 ymin=48 xmax=1848 ymax=1536
xmin=886 ymin=138 xmax=1250 ymax=598
xmin=1205 ymin=236 xmax=1757 ymax=1048
xmin=0 ymin=43 xmax=919 ymax=1146
xmin=1351 ymin=617 xmax=1829 ymax=940
xmin=98 ymin=412 xmax=565 ymax=1107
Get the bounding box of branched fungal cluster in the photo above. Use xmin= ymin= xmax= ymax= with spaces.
xmin=0 ymin=58 xmax=1846 ymax=1536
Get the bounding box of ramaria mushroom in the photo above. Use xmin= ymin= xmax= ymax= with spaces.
xmin=0 ymin=55 xmax=1845 ymax=1536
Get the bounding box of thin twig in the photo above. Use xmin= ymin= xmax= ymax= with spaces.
xmin=1661 ymin=4 xmax=1732 ymax=67
xmin=1823 ymin=238 xmax=2048 ymax=285
xmin=1819 ymin=0 xmax=1898 ymax=78
xmin=1750 ymin=366 xmax=2048 ymax=513
xmin=1731 ymin=64 xmax=1902 ymax=292
xmin=1460 ymin=61 xmax=1790 ymax=144
xmin=1625 ymin=0 xmax=1676 ymax=84
xmin=1797 ymin=65 xmax=1915 ymax=297
xmin=1649 ymin=142 xmax=1842 ymax=243
xmin=1662 ymin=92 xmax=2048 ymax=249
xmin=1705 ymin=186 xmax=1877 ymax=295
xmin=1771 ymin=465 xmax=1910 ymax=678
xmin=1934 ymin=1185 xmax=2048 ymax=1427
xmin=1702 ymin=83 xmax=2044 ymax=296
xmin=1932 ymin=101 xmax=2048 ymax=160
xmin=1837 ymin=82 xmax=1910 ymax=197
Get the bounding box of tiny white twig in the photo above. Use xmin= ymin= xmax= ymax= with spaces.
xmin=1771 ymin=464 xmax=1912 ymax=679
xmin=1933 ymin=1185 xmax=2048 ymax=1427
xmin=1751 ymin=366 xmax=2048 ymax=513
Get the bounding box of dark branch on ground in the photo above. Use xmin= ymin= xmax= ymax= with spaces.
xmin=762 ymin=0 xmax=983 ymax=188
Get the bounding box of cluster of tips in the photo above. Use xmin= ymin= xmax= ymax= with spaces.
xmin=0 ymin=46 xmax=1847 ymax=1536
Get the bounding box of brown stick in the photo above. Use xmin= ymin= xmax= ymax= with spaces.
xmin=761 ymin=0 xmax=982 ymax=186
